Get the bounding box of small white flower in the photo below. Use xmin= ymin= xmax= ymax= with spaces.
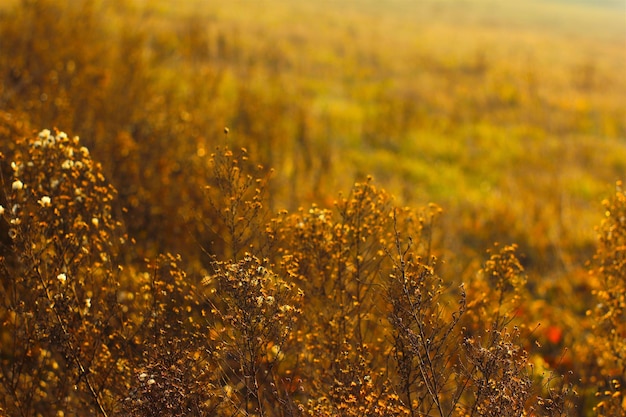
xmin=56 ymin=131 xmax=68 ymax=140
xmin=91 ymin=217 xmax=99 ymax=227
xmin=57 ymin=273 xmax=67 ymax=283
xmin=147 ymin=378 xmax=156 ymax=386
xmin=43 ymin=136 xmax=56 ymax=148
xmin=39 ymin=129 xmax=51 ymax=139
xmin=138 ymin=372 xmax=148 ymax=382
xmin=32 ymin=140 xmax=42 ymax=148
xmin=38 ymin=196 xmax=51 ymax=207
xmin=266 ymin=296 xmax=275 ymax=305
xmin=0 ymin=205 xmax=4 ymax=216
xmin=61 ymin=160 xmax=73 ymax=170
xmin=85 ymin=298 xmax=91 ymax=309
xmin=12 ymin=180 xmax=23 ymax=190
xmin=80 ymin=146 xmax=89 ymax=157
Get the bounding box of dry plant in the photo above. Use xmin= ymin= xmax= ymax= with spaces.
xmin=303 ymin=343 xmax=410 ymax=417
xmin=273 ymin=181 xmax=424 ymax=417
xmin=202 ymin=255 xmax=303 ymax=417
xmin=386 ymin=206 xmax=467 ymax=417
xmin=120 ymin=254 xmax=214 ymax=417
xmin=268 ymin=179 xmax=399 ymax=410
xmin=0 ymin=129 xmax=123 ymax=416
xmin=453 ymin=244 xmax=535 ymax=417
xmin=587 ymin=181 xmax=626 ymax=416
xmin=0 ymin=126 xmax=591 ymax=417
xmin=0 ymin=2 xmax=622 ymax=413
xmin=204 ymin=145 xmax=272 ymax=261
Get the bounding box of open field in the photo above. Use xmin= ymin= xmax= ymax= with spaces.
xmin=0 ymin=0 xmax=625 ymax=415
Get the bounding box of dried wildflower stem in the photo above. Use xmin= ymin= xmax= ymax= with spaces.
xmin=0 ymin=301 xmax=28 ymax=415
xmin=387 ymin=208 xmax=465 ymax=417
xmin=31 ymin=263 xmax=109 ymax=417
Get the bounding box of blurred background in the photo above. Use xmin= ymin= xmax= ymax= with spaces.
xmin=0 ymin=0 xmax=624 ymax=278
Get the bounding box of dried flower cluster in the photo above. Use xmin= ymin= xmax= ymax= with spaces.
xmin=0 ymin=0 xmax=624 ymax=415
xmin=0 ymin=129 xmax=123 ymax=415
xmin=0 ymin=128 xmax=621 ymax=417
xmin=587 ymin=181 xmax=626 ymax=416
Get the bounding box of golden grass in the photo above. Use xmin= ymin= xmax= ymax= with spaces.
xmin=0 ymin=0 xmax=625 ymax=414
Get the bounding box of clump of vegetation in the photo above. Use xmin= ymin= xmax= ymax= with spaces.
xmin=202 ymin=254 xmax=303 ymax=416
xmin=0 ymin=0 xmax=624 ymax=415
xmin=0 ymin=128 xmax=123 ymax=415
xmin=1 ymin=129 xmax=620 ymax=416
xmin=585 ymin=182 xmax=626 ymax=416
